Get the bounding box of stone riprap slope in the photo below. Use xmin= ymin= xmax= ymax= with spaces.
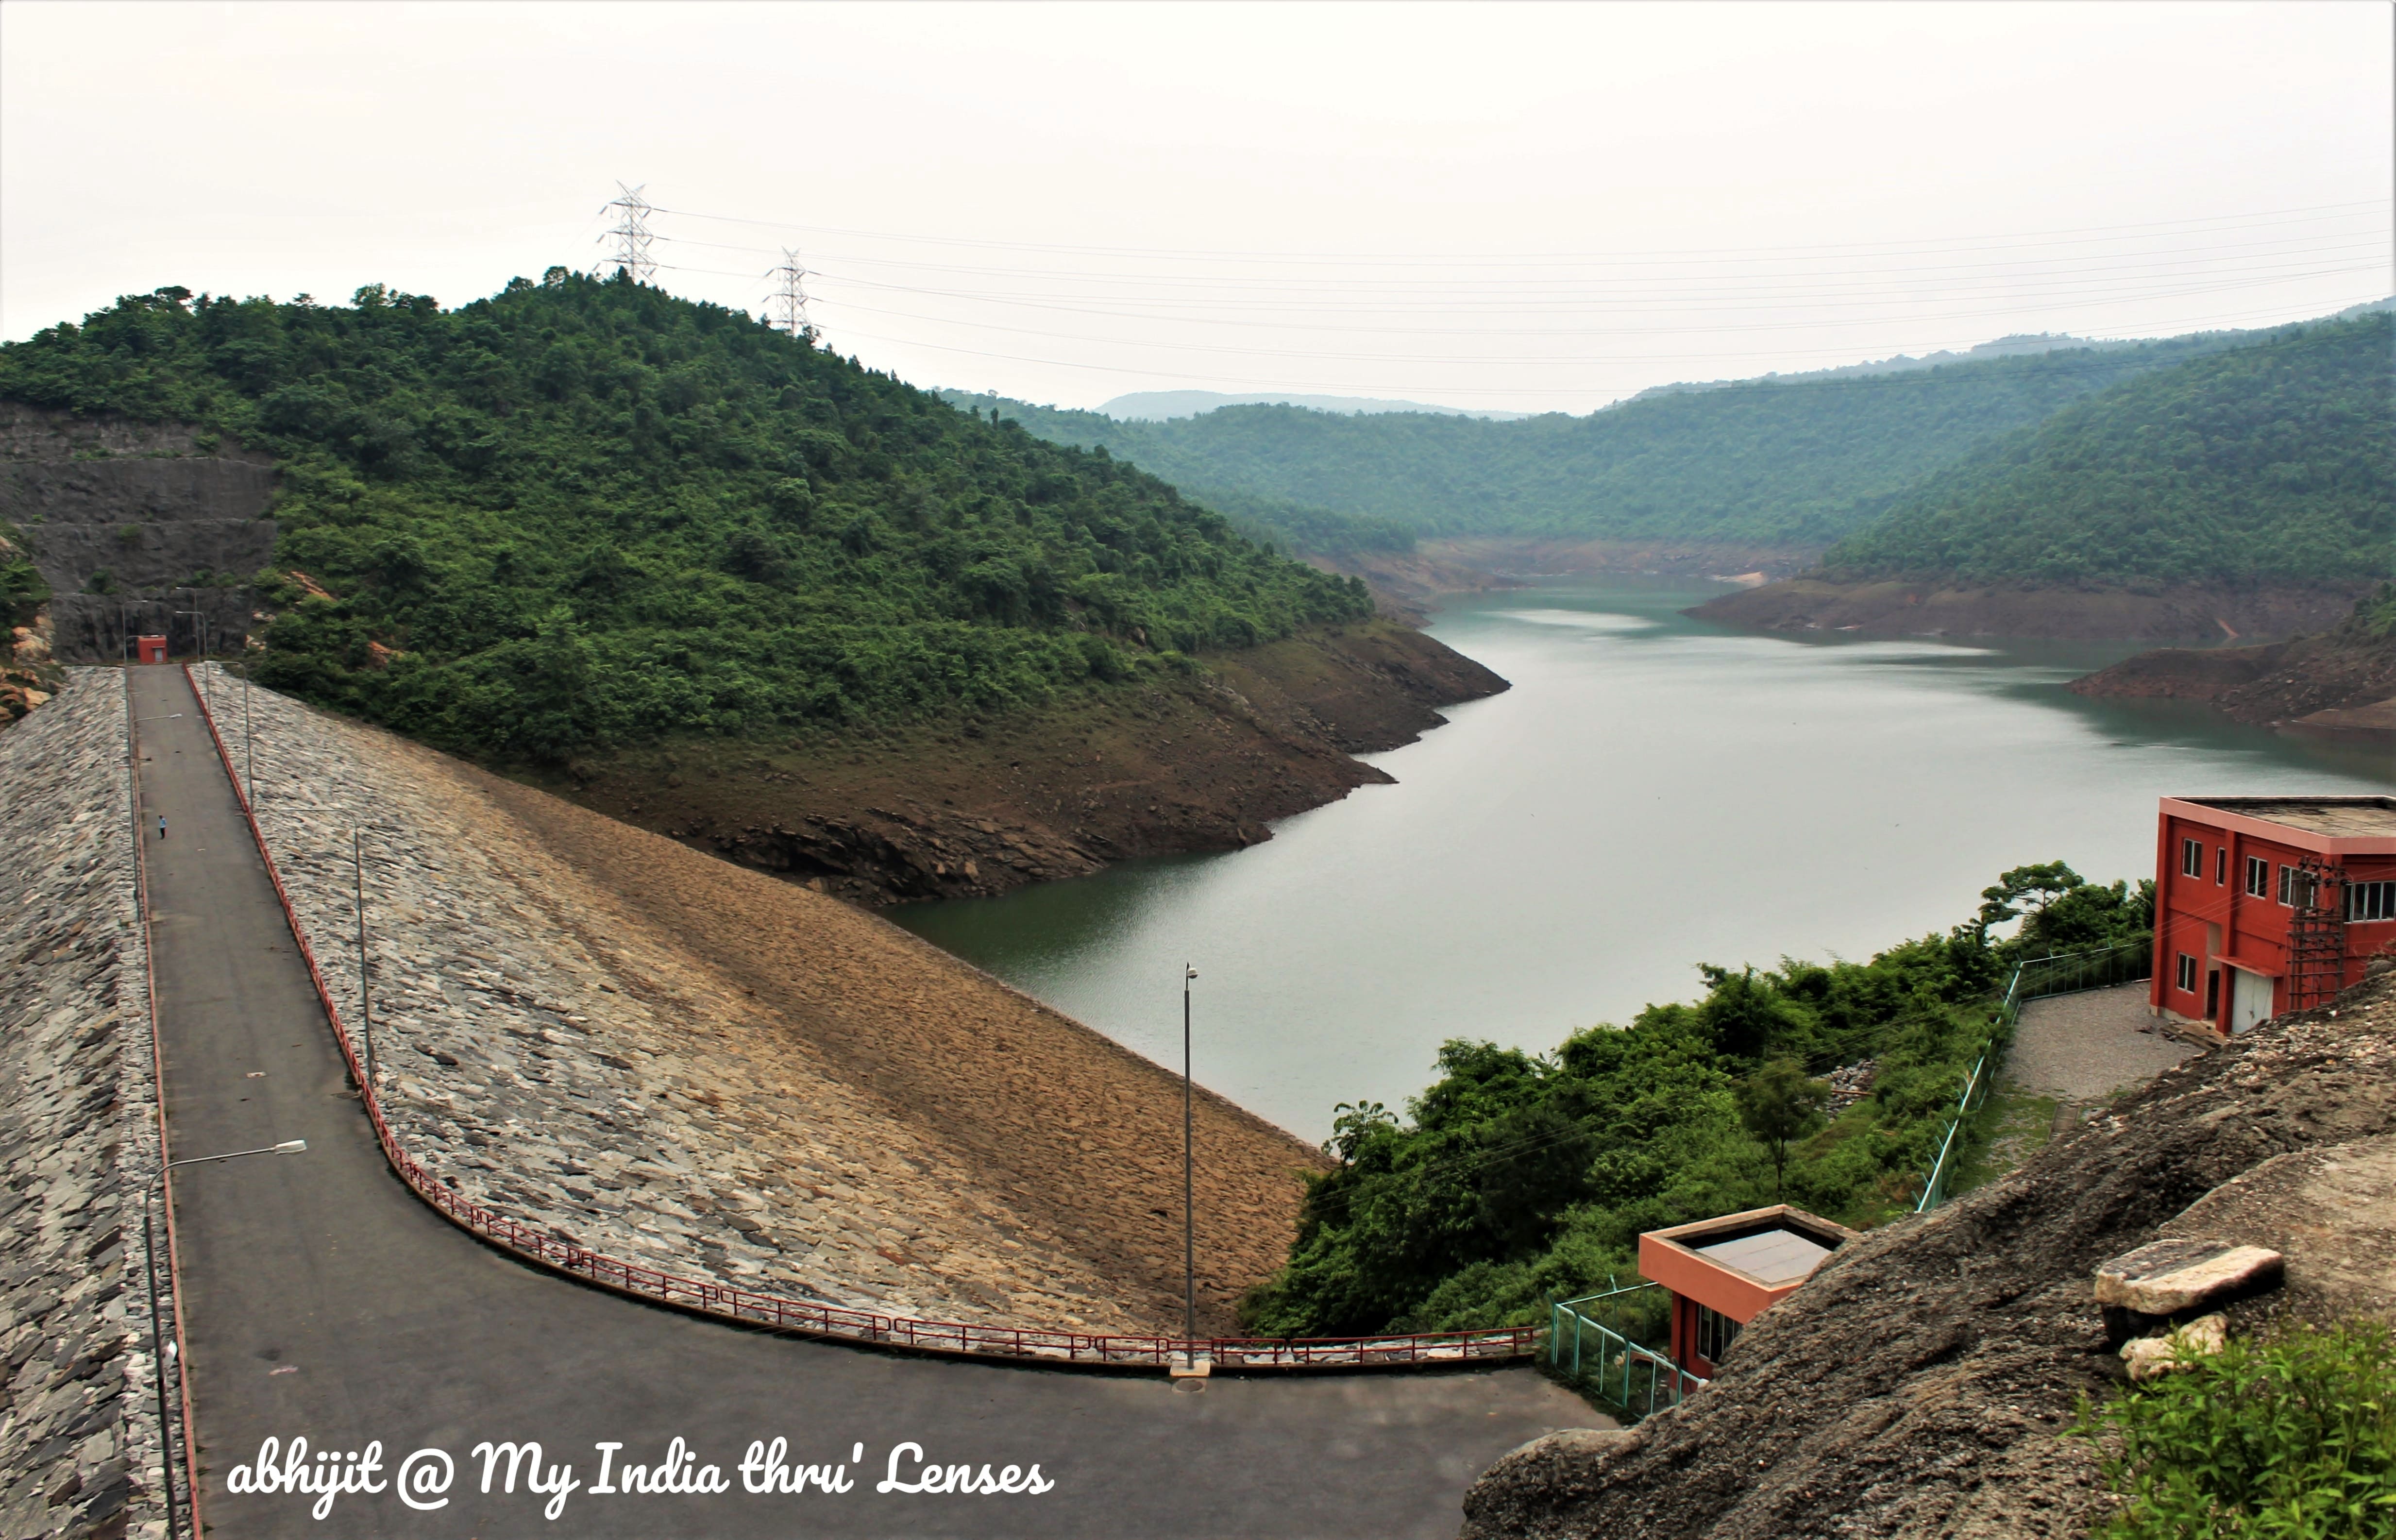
xmin=1460 ymin=977 xmax=2396 ymax=1540
xmin=197 ymin=665 xmax=1322 ymax=1336
xmin=0 ymin=670 xmax=165 ymax=1540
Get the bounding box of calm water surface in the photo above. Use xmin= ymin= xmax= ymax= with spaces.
xmin=893 ymin=577 xmax=2393 ymax=1140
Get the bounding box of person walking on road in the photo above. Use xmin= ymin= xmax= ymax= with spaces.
xmin=157 ymin=814 xmax=167 ymax=841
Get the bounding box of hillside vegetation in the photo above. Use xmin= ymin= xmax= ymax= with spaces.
xmin=1243 ymin=863 xmax=2152 ymax=1339
xmin=0 ymin=275 xmax=1370 ymax=763
xmin=949 ymin=331 xmax=2257 ymax=547
xmin=1821 ymin=313 xmax=2394 ymax=587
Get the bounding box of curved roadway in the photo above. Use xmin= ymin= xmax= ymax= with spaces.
xmin=130 ymin=665 xmax=1604 ymax=1539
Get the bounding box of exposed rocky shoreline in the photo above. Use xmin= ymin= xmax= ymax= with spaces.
xmin=0 ymin=670 xmax=168 ymax=1540
xmin=1687 ymin=576 xmax=2370 ymax=642
xmin=194 ymin=664 xmax=1322 ymax=1337
xmin=2066 ymin=591 xmax=2396 ymax=737
xmin=545 ymin=619 xmax=1507 ymax=908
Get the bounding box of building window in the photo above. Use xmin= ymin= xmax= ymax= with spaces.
xmin=2181 ymin=838 xmax=2203 ymax=878
xmin=2350 ymin=880 xmax=2396 ymax=923
xmin=2245 ymin=856 xmax=2270 ymax=898
xmin=2216 ymin=847 xmax=2227 ymax=884
xmin=1695 ymin=1303 xmax=1741 ymax=1365
xmin=2278 ymin=865 xmax=2317 ymax=909
xmin=2177 ymin=953 xmax=2198 ymax=992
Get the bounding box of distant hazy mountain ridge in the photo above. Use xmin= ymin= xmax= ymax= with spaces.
xmin=1098 ymin=390 xmax=1533 ymax=422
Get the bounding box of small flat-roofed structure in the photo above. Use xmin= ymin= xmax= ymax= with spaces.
xmin=1639 ymin=1205 xmax=1857 ymax=1379
xmin=2152 ymin=796 xmax=2396 ymax=1033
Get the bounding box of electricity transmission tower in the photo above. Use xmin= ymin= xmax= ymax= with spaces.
xmin=766 ymin=248 xmax=818 ymax=343
xmin=596 ymin=183 xmax=657 ymax=284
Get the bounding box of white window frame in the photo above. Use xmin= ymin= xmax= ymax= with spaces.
xmin=2244 ymin=855 xmax=2270 ymax=898
xmin=2349 ymin=880 xmax=2396 ymax=923
xmin=2176 ymin=952 xmax=2198 ymax=992
xmin=1694 ymin=1303 xmax=1741 ymax=1365
xmin=2181 ymin=838 xmax=2203 ymax=878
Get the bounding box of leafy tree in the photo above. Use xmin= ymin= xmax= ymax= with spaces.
xmin=1736 ymin=1058 xmax=1830 ymax=1201
xmin=1242 ymin=861 xmax=2139 ymax=1340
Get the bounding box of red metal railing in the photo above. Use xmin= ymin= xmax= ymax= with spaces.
xmin=179 ymin=666 xmax=1536 ymax=1372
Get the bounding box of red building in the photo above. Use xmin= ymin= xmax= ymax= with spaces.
xmin=2151 ymin=796 xmax=2396 ymax=1033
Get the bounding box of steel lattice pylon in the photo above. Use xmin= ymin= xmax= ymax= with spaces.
xmin=2284 ymin=856 xmax=2348 ymax=1013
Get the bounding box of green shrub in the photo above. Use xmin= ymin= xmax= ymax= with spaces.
xmin=2076 ymin=1320 xmax=2396 ymax=1539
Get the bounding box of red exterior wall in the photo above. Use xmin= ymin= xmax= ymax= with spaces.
xmin=136 ymin=636 xmax=168 ymax=664
xmin=2149 ymin=798 xmax=2396 ymax=1032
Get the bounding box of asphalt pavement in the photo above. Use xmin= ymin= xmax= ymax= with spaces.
xmin=128 ymin=664 xmax=1604 ymax=1540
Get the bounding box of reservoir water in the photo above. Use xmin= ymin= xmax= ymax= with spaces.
xmin=891 ymin=577 xmax=2393 ymax=1141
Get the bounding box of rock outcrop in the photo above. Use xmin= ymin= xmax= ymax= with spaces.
xmin=0 ymin=405 xmax=277 ymax=664
xmin=0 ymin=672 xmax=168 ymax=1540
xmin=1459 ymin=972 xmax=2396 ymax=1540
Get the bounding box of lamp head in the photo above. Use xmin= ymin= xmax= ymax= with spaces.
xmin=273 ymin=1139 xmax=307 ymax=1154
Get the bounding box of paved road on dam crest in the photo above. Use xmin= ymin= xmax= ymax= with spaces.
xmin=129 ymin=665 xmax=1603 ymax=1539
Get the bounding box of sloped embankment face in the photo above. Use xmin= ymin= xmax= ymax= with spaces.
xmin=1461 ymin=980 xmax=2396 ymax=1540
xmin=203 ymin=666 xmax=1325 ymax=1337
xmin=0 ymin=672 xmax=166 ymax=1539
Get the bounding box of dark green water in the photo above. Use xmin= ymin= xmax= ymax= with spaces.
xmin=893 ymin=578 xmax=2392 ymax=1139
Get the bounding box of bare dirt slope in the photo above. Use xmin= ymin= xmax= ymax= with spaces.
xmin=545 ymin=619 xmax=1508 ymax=907
xmin=1460 ymin=971 xmax=2396 ymax=1540
xmin=475 ymin=765 xmax=1333 ymax=1335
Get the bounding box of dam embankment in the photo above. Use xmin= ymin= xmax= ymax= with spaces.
xmin=187 ymin=663 xmax=1322 ymax=1336
xmin=0 ymin=669 xmax=167 ymax=1540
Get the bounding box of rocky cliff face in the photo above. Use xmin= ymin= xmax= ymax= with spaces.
xmin=0 ymin=404 xmax=278 ymax=663
xmin=1459 ymin=970 xmax=2396 ymax=1540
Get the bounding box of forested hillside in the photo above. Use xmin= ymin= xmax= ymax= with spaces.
xmin=1819 ymin=312 xmax=2394 ymax=587
xmin=0 ymin=275 xmax=1370 ymax=763
xmin=948 ymin=330 xmax=2259 ymax=547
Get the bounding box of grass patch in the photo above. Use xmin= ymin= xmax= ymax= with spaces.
xmin=1946 ymin=1085 xmax=2058 ymax=1200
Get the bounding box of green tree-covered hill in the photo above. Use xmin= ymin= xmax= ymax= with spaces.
xmin=947 ymin=330 xmax=2262 ymax=547
xmin=0 ymin=274 xmax=1370 ymax=762
xmin=1819 ymin=313 xmax=2394 ymax=587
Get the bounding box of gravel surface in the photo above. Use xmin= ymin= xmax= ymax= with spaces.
xmin=0 ymin=671 xmax=167 ymax=1540
xmin=2005 ymin=982 xmax=2205 ymax=1104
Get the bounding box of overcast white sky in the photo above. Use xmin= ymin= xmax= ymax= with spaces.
xmin=3 ymin=1 xmax=2389 ymax=412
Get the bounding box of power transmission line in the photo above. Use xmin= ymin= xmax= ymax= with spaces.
xmin=597 ymin=183 xmax=658 ymax=285
xmin=765 ymin=248 xmax=818 ymax=344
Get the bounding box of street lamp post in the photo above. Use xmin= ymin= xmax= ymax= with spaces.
xmin=241 ymin=660 xmax=254 ymax=810
xmin=140 ymin=1139 xmax=306 ymax=1540
xmin=354 ymin=831 xmax=373 ymax=1090
xmin=1182 ymin=964 xmax=1198 ymax=1366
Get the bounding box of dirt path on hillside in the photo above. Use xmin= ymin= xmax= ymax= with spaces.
xmin=470 ymin=767 xmax=1327 ymax=1335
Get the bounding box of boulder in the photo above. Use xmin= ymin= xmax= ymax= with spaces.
xmin=2120 ymin=1312 xmax=2226 ymax=1383
xmin=2094 ymin=1238 xmax=2283 ymax=1316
